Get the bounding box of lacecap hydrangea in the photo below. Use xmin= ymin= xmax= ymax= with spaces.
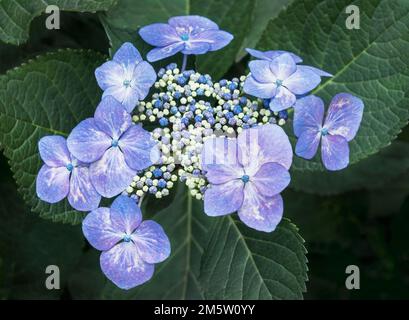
xmin=35 ymin=15 xmax=364 ymax=290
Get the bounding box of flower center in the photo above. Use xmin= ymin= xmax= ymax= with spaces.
xmin=241 ymin=175 xmax=250 ymax=183
xmin=66 ymin=163 xmax=74 ymax=172
xmin=180 ymin=33 xmax=189 ymax=41
xmin=123 ymin=234 xmax=132 ymax=242
xmin=321 ymin=127 xmax=329 ymax=136
xmin=123 ymin=79 xmax=131 ymax=88
xmin=111 ymin=139 xmax=119 ymax=147
xmin=275 ymin=79 xmax=283 ymax=87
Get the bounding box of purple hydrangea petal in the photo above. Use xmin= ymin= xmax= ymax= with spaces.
xmin=321 ymin=134 xmax=349 ymax=171
xmin=182 ymin=42 xmax=211 ymax=55
xmin=203 ymin=164 xmax=244 ymax=185
xmin=68 ymin=166 xmax=101 ymax=211
xmin=295 ymin=130 xmax=321 ymax=160
xmin=238 ymin=185 xmax=283 ymax=232
xmin=95 ymin=61 xmax=125 ymax=91
xmin=252 ymin=162 xmax=290 ymax=197
xmin=38 ymin=135 xmax=71 ymax=167
xmin=36 ymin=165 xmax=70 ymax=203
xmin=204 ymin=180 xmax=244 ymax=217
xmin=189 ymin=30 xmax=233 ymax=51
xmin=82 ymin=207 xmax=122 ymax=251
xmin=270 ymin=53 xmax=297 ymax=80
xmin=119 ymin=125 xmax=160 ymax=171
xmin=110 ymin=195 xmax=142 ymax=234
xmin=146 ymin=42 xmax=185 ymax=62
xmin=324 ymin=93 xmax=364 ymax=141
xmin=243 ymin=76 xmax=277 ymax=99
xmin=90 ymin=147 xmax=136 ymax=198
xmin=113 ymin=42 xmax=143 ymax=65
xmin=139 ymin=23 xmax=179 ymax=47
xmin=129 ymin=61 xmax=157 ymax=103
xmin=246 ymin=48 xmax=303 ymax=63
xmin=94 ymin=96 xmax=132 ymax=140
xmin=302 ymin=66 xmax=332 ymax=77
xmin=100 ymin=242 xmax=154 ymax=290
xmin=238 ymin=124 xmax=293 ymax=173
xmin=248 ymin=60 xmax=277 ymax=83
xmin=269 ymin=86 xmax=296 ymax=112
xmin=293 ymin=95 xmax=324 ymax=137
xmin=283 ymin=66 xmax=321 ymax=95
xmin=168 ymin=15 xmax=219 ymax=30
xmin=132 ymin=220 xmax=171 ymax=264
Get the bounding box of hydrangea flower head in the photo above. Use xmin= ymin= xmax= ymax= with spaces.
xmin=244 ymin=52 xmax=331 ymax=112
xmin=67 ymin=96 xmax=160 ymax=198
xmin=139 ymin=15 xmax=233 ymax=62
xmin=95 ymin=42 xmax=156 ymax=112
xmin=36 ymin=136 xmax=101 ymax=211
xmin=201 ymin=124 xmax=292 ymax=232
xmin=82 ymin=195 xmax=171 ymax=289
xmin=293 ymin=94 xmax=364 ymax=171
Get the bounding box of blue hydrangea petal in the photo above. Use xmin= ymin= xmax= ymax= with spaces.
xmin=132 ymin=220 xmax=171 ymax=264
xmin=67 ymin=118 xmax=111 ymax=163
xmin=38 ymin=135 xmax=71 ymax=167
xmin=101 ymin=85 xmax=132 ymax=110
xmin=295 ymin=130 xmax=321 ymax=160
xmin=82 ymin=207 xmax=122 ymax=251
xmin=113 ymin=42 xmax=143 ymax=65
xmin=90 ymin=147 xmax=136 ymax=198
xmin=321 ymin=134 xmax=350 ymax=171
xmin=139 ymin=23 xmax=179 ymax=47
xmin=248 ymin=60 xmax=277 ymax=83
xmin=182 ymin=42 xmax=211 ymax=55
xmin=246 ymin=48 xmax=303 ymax=63
xmin=269 ymin=86 xmax=296 ymax=112
xmin=119 ymin=125 xmax=160 ymax=171
xmin=238 ymin=184 xmax=283 ymax=232
xmin=146 ymin=42 xmax=185 ymax=62
xmin=293 ymin=95 xmax=324 ymax=137
xmin=189 ymin=30 xmax=233 ymax=51
xmin=204 ymin=180 xmax=244 ymax=217
xmin=68 ymin=166 xmax=101 ymax=211
xmin=94 ymin=96 xmax=132 ymax=140
xmin=100 ymin=242 xmax=154 ymax=290
xmin=36 ymin=165 xmax=70 ymax=203
xmin=324 ymin=93 xmax=364 ymax=141
xmin=168 ymin=15 xmax=219 ymax=30
xmin=243 ymin=76 xmax=277 ymax=99
xmin=303 ymin=66 xmax=332 ymax=77
xmin=283 ymin=66 xmax=321 ymax=95
xmin=95 ymin=61 xmax=124 ymax=91
xmin=252 ymin=162 xmax=290 ymax=197
xmin=129 ymin=61 xmax=157 ymax=104
xmin=110 ymin=195 xmax=142 ymax=234
xmin=269 ymin=53 xmax=297 ymax=80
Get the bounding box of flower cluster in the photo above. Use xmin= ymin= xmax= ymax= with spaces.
xmin=35 ymin=15 xmax=364 ymax=290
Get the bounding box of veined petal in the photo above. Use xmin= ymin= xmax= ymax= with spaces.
xmin=100 ymin=242 xmax=154 ymax=290
xmin=36 ymin=165 xmax=70 ymax=203
xmin=252 ymin=162 xmax=290 ymax=197
xmin=38 ymin=135 xmax=71 ymax=167
xmin=284 ymin=66 xmax=321 ymax=94
xmin=295 ymin=130 xmax=321 ymax=160
xmin=243 ymin=76 xmax=276 ymax=99
xmin=204 ymin=180 xmax=244 ymax=217
xmin=293 ymin=95 xmax=324 ymax=137
xmin=321 ymin=134 xmax=350 ymax=171
xmin=302 ymin=66 xmax=332 ymax=77
xmin=324 ymin=93 xmax=364 ymax=141
xmin=189 ymin=30 xmax=233 ymax=51
xmin=132 ymin=220 xmax=171 ymax=264
xmin=139 ymin=23 xmax=179 ymax=46
xmin=94 ymin=96 xmax=132 ymax=140
xmin=169 ymin=15 xmax=219 ymax=30
xmin=182 ymin=42 xmax=211 ymax=55
xmin=130 ymin=61 xmax=157 ymax=103
xmin=270 ymin=53 xmax=297 ymax=80
xmin=67 ymin=118 xmax=111 ymax=163
xmin=269 ymin=86 xmax=296 ymax=112
xmin=119 ymin=125 xmax=160 ymax=171
xmin=246 ymin=48 xmax=303 ymax=63
xmin=113 ymin=42 xmax=143 ymax=65
xmin=146 ymin=42 xmax=185 ymax=62
xmin=82 ymin=207 xmax=122 ymax=251
xmin=110 ymin=195 xmax=142 ymax=235
xmin=95 ymin=61 xmax=124 ymax=91
xmin=238 ymin=185 xmax=283 ymax=232
xmin=68 ymin=166 xmax=101 ymax=211
xmin=248 ymin=60 xmax=277 ymax=83
xmin=90 ymin=147 xmax=135 ymax=198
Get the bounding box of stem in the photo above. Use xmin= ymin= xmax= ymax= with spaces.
xmin=138 ymin=194 xmax=145 ymax=208
xmin=181 ymin=54 xmax=188 ymax=72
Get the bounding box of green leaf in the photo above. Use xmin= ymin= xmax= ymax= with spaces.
xmin=257 ymin=0 xmax=409 ymax=171
xmin=290 ymin=141 xmax=409 ymax=195
xmin=199 ymin=217 xmax=307 ymax=299
xmin=100 ymin=0 xmax=255 ymax=78
xmin=100 ymin=183 xmax=215 ymax=299
xmin=0 ymin=0 xmax=117 ymax=45
xmin=0 ymin=49 xmax=106 ymax=224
